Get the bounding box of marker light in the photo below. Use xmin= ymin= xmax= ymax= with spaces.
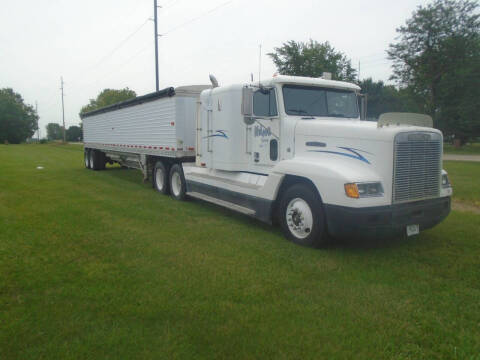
xmin=345 ymin=182 xmax=384 ymax=198
xmin=442 ymin=174 xmax=451 ymax=188
xmin=344 ymin=183 xmax=359 ymax=198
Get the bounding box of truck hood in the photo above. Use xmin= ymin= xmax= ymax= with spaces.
xmin=294 ymin=118 xmax=440 ymax=142
xmin=292 ymin=118 xmax=442 ymax=203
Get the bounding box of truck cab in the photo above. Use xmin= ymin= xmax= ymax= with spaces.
xmin=183 ymin=75 xmax=452 ymax=246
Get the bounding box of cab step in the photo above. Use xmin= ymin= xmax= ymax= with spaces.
xmin=187 ymin=191 xmax=256 ymax=216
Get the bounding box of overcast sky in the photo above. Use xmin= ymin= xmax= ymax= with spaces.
xmin=0 ymin=0 xmax=431 ymax=137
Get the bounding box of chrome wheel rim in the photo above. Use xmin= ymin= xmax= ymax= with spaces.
xmin=286 ymin=198 xmax=313 ymax=239
xmin=171 ymin=171 xmax=182 ymax=196
xmin=155 ymin=167 xmax=164 ymax=190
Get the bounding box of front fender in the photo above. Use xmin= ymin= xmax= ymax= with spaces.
xmin=272 ymin=156 xmax=390 ymax=207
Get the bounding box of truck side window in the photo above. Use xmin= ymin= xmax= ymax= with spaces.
xmin=253 ymin=89 xmax=277 ymax=117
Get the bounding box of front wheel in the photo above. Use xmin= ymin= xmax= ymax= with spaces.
xmin=169 ymin=163 xmax=186 ymax=201
xmin=279 ymin=183 xmax=328 ymax=247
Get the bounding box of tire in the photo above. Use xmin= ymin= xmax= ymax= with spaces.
xmin=84 ymin=148 xmax=90 ymax=169
xmin=278 ymin=183 xmax=328 ymax=248
xmin=89 ymin=149 xmax=98 ymax=170
xmin=97 ymin=151 xmax=106 ymax=170
xmin=153 ymin=161 xmax=169 ymax=194
xmin=169 ymin=163 xmax=186 ymax=201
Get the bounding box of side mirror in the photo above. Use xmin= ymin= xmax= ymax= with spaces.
xmin=241 ymin=87 xmax=253 ymax=117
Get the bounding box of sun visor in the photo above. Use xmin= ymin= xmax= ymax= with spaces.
xmin=377 ymin=112 xmax=433 ymax=128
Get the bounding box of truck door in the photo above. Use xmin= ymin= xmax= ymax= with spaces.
xmin=250 ymin=88 xmax=280 ymax=167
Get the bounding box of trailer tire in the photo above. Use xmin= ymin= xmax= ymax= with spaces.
xmin=153 ymin=161 xmax=169 ymax=194
xmin=97 ymin=151 xmax=106 ymax=170
xmin=90 ymin=149 xmax=98 ymax=170
xmin=279 ymin=183 xmax=328 ymax=248
xmin=84 ymin=148 xmax=90 ymax=169
xmin=169 ymin=164 xmax=186 ymax=201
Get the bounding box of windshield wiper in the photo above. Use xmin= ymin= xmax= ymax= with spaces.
xmin=327 ymin=113 xmax=347 ymax=118
xmin=287 ymin=108 xmax=315 ymax=119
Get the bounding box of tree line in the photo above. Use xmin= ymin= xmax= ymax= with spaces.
xmin=268 ymin=0 xmax=479 ymax=142
xmin=1 ymin=0 xmax=478 ymax=144
xmin=44 ymin=88 xmax=137 ymax=142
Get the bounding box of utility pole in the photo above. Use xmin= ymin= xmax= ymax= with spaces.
xmin=154 ymin=0 xmax=160 ymax=92
xmin=60 ymin=76 xmax=66 ymax=143
xmin=258 ymin=44 xmax=262 ymax=84
xmin=36 ymin=101 xmax=40 ymax=142
xmin=358 ymin=61 xmax=361 ymax=82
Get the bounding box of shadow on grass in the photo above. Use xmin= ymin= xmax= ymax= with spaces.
xmin=98 ymin=166 xmax=147 ymax=186
xmin=187 ymin=197 xmax=421 ymax=252
xmin=87 ymin=167 xmax=423 ymax=252
xmin=331 ymin=235 xmax=415 ymax=251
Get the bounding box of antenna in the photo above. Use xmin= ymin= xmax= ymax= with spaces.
xmin=258 ymin=44 xmax=262 ymax=85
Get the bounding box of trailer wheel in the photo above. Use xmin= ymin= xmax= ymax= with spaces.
xmin=153 ymin=161 xmax=169 ymax=194
xmin=84 ymin=148 xmax=90 ymax=169
xmin=89 ymin=149 xmax=98 ymax=170
xmin=279 ymin=183 xmax=328 ymax=248
xmin=169 ymin=164 xmax=186 ymax=201
xmin=97 ymin=151 xmax=106 ymax=170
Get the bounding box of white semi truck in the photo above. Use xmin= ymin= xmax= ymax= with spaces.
xmin=81 ymin=75 xmax=452 ymax=247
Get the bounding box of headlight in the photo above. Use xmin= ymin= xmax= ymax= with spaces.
xmin=344 ymin=182 xmax=384 ymax=199
xmin=442 ymin=174 xmax=451 ymax=188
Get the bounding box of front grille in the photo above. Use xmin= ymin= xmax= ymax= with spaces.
xmin=393 ymin=132 xmax=442 ymax=203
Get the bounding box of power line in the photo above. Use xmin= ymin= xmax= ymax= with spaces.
xmin=86 ymin=18 xmax=151 ymax=72
xmin=78 ymin=40 xmax=153 ymax=95
xmin=39 ymin=17 xmax=152 ymax=111
xmin=357 ymin=52 xmax=388 ymax=60
xmin=361 ymin=61 xmax=392 ymax=69
xmin=163 ymin=0 xmax=182 ymax=9
xmin=162 ymin=0 xmax=235 ymax=36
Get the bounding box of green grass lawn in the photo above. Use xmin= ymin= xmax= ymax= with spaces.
xmin=1 ymin=144 xmax=479 ymax=359
xmin=444 ymin=142 xmax=480 ymax=155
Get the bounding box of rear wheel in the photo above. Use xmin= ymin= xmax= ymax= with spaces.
xmin=97 ymin=151 xmax=106 ymax=170
xmin=84 ymin=149 xmax=90 ymax=169
xmin=169 ymin=164 xmax=186 ymax=201
xmin=279 ymin=183 xmax=328 ymax=247
xmin=89 ymin=149 xmax=98 ymax=170
xmin=153 ymin=161 xmax=169 ymax=194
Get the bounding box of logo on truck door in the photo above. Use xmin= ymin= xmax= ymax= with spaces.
xmin=254 ymin=126 xmax=271 ymax=137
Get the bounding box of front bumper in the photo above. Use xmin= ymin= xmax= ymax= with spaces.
xmin=324 ymin=197 xmax=451 ymax=240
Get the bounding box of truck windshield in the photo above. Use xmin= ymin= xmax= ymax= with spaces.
xmin=283 ymin=85 xmax=359 ymax=118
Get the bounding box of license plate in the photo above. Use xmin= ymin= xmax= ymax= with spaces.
xmin=406 ymin=224 xmax=420 ymax=236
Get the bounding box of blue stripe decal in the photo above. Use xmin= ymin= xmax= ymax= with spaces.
xmin=308 ymin=147 xmax=372 ymax=164
xmin=204 ymin=130 xmax=228 ymax=139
